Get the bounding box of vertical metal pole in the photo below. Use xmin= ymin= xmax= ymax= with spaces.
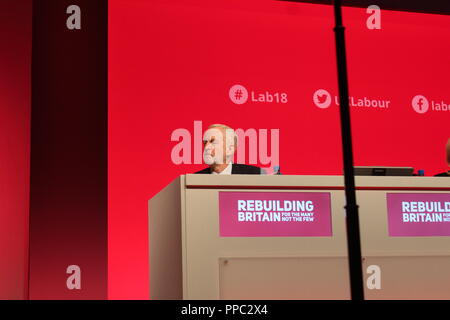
xmin=333 ymin=0 xmax=365 ymax=300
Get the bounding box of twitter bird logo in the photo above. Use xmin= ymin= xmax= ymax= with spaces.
xmin=313 ymin=89 xmax=332 ymax=109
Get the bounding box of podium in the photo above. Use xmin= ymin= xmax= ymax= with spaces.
xmin=149 ymin=174 xmax=450 ymax=300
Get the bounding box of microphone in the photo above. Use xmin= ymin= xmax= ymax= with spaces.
xmin=273 ymin=165 xmax=281 ymax=175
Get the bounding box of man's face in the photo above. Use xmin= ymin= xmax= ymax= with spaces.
xmin=202 ymin=128 xmax=227 ymax=165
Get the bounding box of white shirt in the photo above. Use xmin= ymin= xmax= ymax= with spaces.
xmin=212 ymin=162 xmax=233 ymax=175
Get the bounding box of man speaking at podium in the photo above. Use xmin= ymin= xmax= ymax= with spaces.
xmin=195 ymin=124 xmax=261 ymax=175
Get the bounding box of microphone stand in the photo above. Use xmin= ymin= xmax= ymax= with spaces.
xmin=333 ymin=0 xmax=365 ymax=300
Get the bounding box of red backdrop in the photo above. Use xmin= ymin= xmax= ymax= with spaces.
xmin=109 ymin=0 xmax=450 ymax=299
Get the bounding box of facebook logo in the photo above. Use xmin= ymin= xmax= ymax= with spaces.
xmin=411 ymin=95 xmax=429 ymax=114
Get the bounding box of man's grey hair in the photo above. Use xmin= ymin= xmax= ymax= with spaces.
xmin=208 ymin=124 xmax=238 ymax=150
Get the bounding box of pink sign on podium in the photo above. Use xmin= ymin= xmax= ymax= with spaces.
xmin=387 ymin=193 xmax=450 ymax=237
xmin=219 ymin=191 xmax=332 ymax=237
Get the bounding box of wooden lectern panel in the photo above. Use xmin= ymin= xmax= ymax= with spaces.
xmin=219 ymin=257 xmax=349 ymax=300
xmin=185 ymin=186 xmax=348 ymax=299
xmin=149 ymin=176 xmax=183 ymax=300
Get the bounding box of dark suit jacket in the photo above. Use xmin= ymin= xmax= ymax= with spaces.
xmin=195 ymin=163 xmax=261 ymax=175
